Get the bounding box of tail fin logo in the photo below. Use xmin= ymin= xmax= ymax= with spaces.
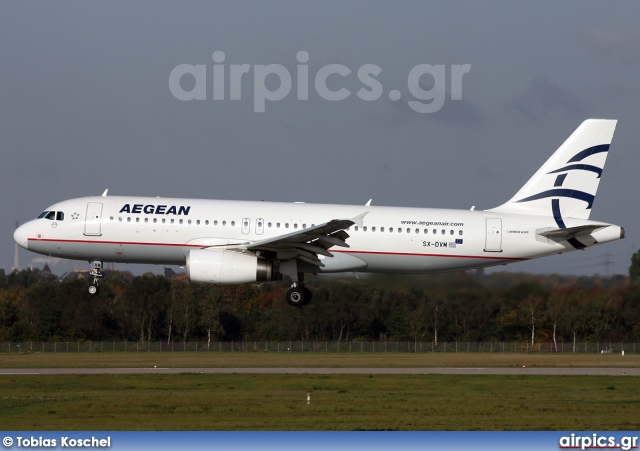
xmin=487 ymin=119 xmax=616 ymax=224
xmin=514 ymin=144 xmax=610 ymax=213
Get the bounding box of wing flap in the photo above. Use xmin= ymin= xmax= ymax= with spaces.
xmin=227 ymin=212 xmax=368 ymax=264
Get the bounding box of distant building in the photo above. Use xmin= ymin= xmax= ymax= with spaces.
xmin=42 ymin=263 xmax=52 ymax=275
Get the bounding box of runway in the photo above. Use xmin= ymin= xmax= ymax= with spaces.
xmin=1 ymin=367 xmax=638 ymax=375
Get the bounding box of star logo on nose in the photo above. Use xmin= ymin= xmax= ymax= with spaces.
xmin=71 ymin=212 xmax=80 ymax=220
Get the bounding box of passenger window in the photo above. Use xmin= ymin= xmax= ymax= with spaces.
xmin=213 ymin=220 xmax=217 ymax=226
xmin=153 ymin=218 xmax=157 ymax=223
xmin=407 ymin=228 xmax=410 ymax=234
xmin=302 ymin=223 xmax=306 ymax=229
xmin=354 ymin=226 xmax=359 ymax=231
xmin=389 ymin=227 xmax=393 ymax=232
xmin=398 ymin=228 xmax=402 ymax=233
xmin=433 ymin=229 xmax=437 ymax=234
xmin=231 ymin=221 xmax=235 ymax=226
xmin=372 ymin=227 xmax=376 ymax=232
xmin=179 ymin=219 xmax=183 ymax=224
xmin=380 ymin=227 xmax=384 ymax=232
xmin=268 ymin=222 xmax=272 ymax=228
xmin=441 ymin=229 xmax=445 ymax=235
xmin=110 ymin=217 xmax=114 ymax=221
xmin=162 ymin=218 xmax=166 ymax=224
xmin=363 ymin=226 xmax=367 ymax=231
xmin=222 ymin=221 xmax=226 ymax=226
xmin=459 ymin=230 xmax=463 ymax=236
xmin=136 ymin=218 xmax=140 ymax=223
xmin=188 ymin=219 xmax=192 ymax=225
xmin=415 ymin=228 xmax=419 ymax=234
xmin=450 ymin=230 xmax=454 ymax=235
xmin=196 ymin=220 xmax=200 ymax=225
xmin=285 ymin=223 xmax=289 ymax=228
xmin=205 ymin=220 xmax=209 ymax=225
xmin=127 ymin=217 xmax=131 ymax=223
xmin=145 ymin=218 xmax=148 ymax=223
xmin=56 ymin=212 xmax=64 ymax=221
xmin=424 ymin=229 xmax=428 ymax=234
xmin=294 ymin=223 xmax=298 ymax=229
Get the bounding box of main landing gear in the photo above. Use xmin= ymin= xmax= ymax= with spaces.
xmin=286 ymin=273 xmax=312 ymax=307
xmin=88 ymin=260 xmax=103 ymax=295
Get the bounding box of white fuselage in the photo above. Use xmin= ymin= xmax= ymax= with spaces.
xmin=13 ymin=195 xmax=623 ymax=274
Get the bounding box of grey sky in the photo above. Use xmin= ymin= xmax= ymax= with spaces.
xmin=2 ymin=1 xmax=639 ymax=276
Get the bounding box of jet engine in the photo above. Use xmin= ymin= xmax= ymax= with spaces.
xmin=186 ymin=249 xmax=281 ymax=284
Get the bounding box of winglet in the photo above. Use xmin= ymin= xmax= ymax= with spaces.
xmin=365 ymin=199 xmax=372 ymax=207
xmin=101 ymin=189 xmax=109 ymax=197
xmin=351 ymin=212 xmax=369 ymax=227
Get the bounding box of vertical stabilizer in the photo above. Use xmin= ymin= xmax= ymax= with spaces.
xmin=488 ymin=119 xmax=617 ymax=220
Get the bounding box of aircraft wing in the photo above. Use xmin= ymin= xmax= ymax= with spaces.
xmin=226 ymin=212 xmax=368 ymax=267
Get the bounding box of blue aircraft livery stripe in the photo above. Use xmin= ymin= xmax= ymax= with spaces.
xmin=547 ymin=164 xmax=603 ymax=178
xmin=567 ymin=144 xmax=609 ymax=163
xmin=567 ymin=237 xmax=587 ymax=250
xmin=551 ymin=199 xmax=566 ymax=229
xmin=552 ymin=200 xmax=586 ymax=249
xmin=553 ymin=174 xmax=567 ymax=187
xmin=515 ymin=189 xmax=595 ymax=209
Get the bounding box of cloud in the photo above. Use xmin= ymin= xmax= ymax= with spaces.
xmin=583 ymin=24 xmax=640 ymax=65
xmin=504 ymin=76 xmax=588 ymax=124
xmin=379 ymin=81 xmax=485 ymax=128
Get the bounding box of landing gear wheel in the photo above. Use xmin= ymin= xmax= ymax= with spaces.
xmin=88 ymin=284 xmax=100 ymax=295
xmin=286 ymin=287 xmax=306 ymax=306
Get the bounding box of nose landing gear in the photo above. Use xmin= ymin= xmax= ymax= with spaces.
xmin=88 ymin=260 xmax=103 ymax=295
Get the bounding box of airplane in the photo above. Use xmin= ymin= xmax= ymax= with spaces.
xmin=14 ymin=119 xmax=623 ymax=306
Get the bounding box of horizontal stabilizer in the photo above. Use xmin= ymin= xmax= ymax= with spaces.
xmin=537 ymin=224 xmax=609 ymax=239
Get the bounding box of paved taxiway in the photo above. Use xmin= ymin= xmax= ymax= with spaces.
xmin=1 ymin=367 xmax=638 ymax=375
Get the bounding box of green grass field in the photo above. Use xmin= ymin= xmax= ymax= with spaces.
xmin=2 ymin=353 xmax=639 ymax=431
xmin=1 ymin=352 xmax=638 ymax=368
xmin=2 ymin=373 xmax=640 ymax=430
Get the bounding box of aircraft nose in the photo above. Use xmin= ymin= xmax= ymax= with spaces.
xmin=14 ymin=222 xmax=30 ymax=250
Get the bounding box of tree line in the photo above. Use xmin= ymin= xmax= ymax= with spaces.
xmin=0 ymin=266 xmax=639 ymax=346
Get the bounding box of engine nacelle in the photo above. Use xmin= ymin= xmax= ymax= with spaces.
xmin=186 ymin=249 xmax=280 ymax=284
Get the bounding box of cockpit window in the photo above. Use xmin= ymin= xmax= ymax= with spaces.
xmin=39 ymin=211 xmax=65 ymax=220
